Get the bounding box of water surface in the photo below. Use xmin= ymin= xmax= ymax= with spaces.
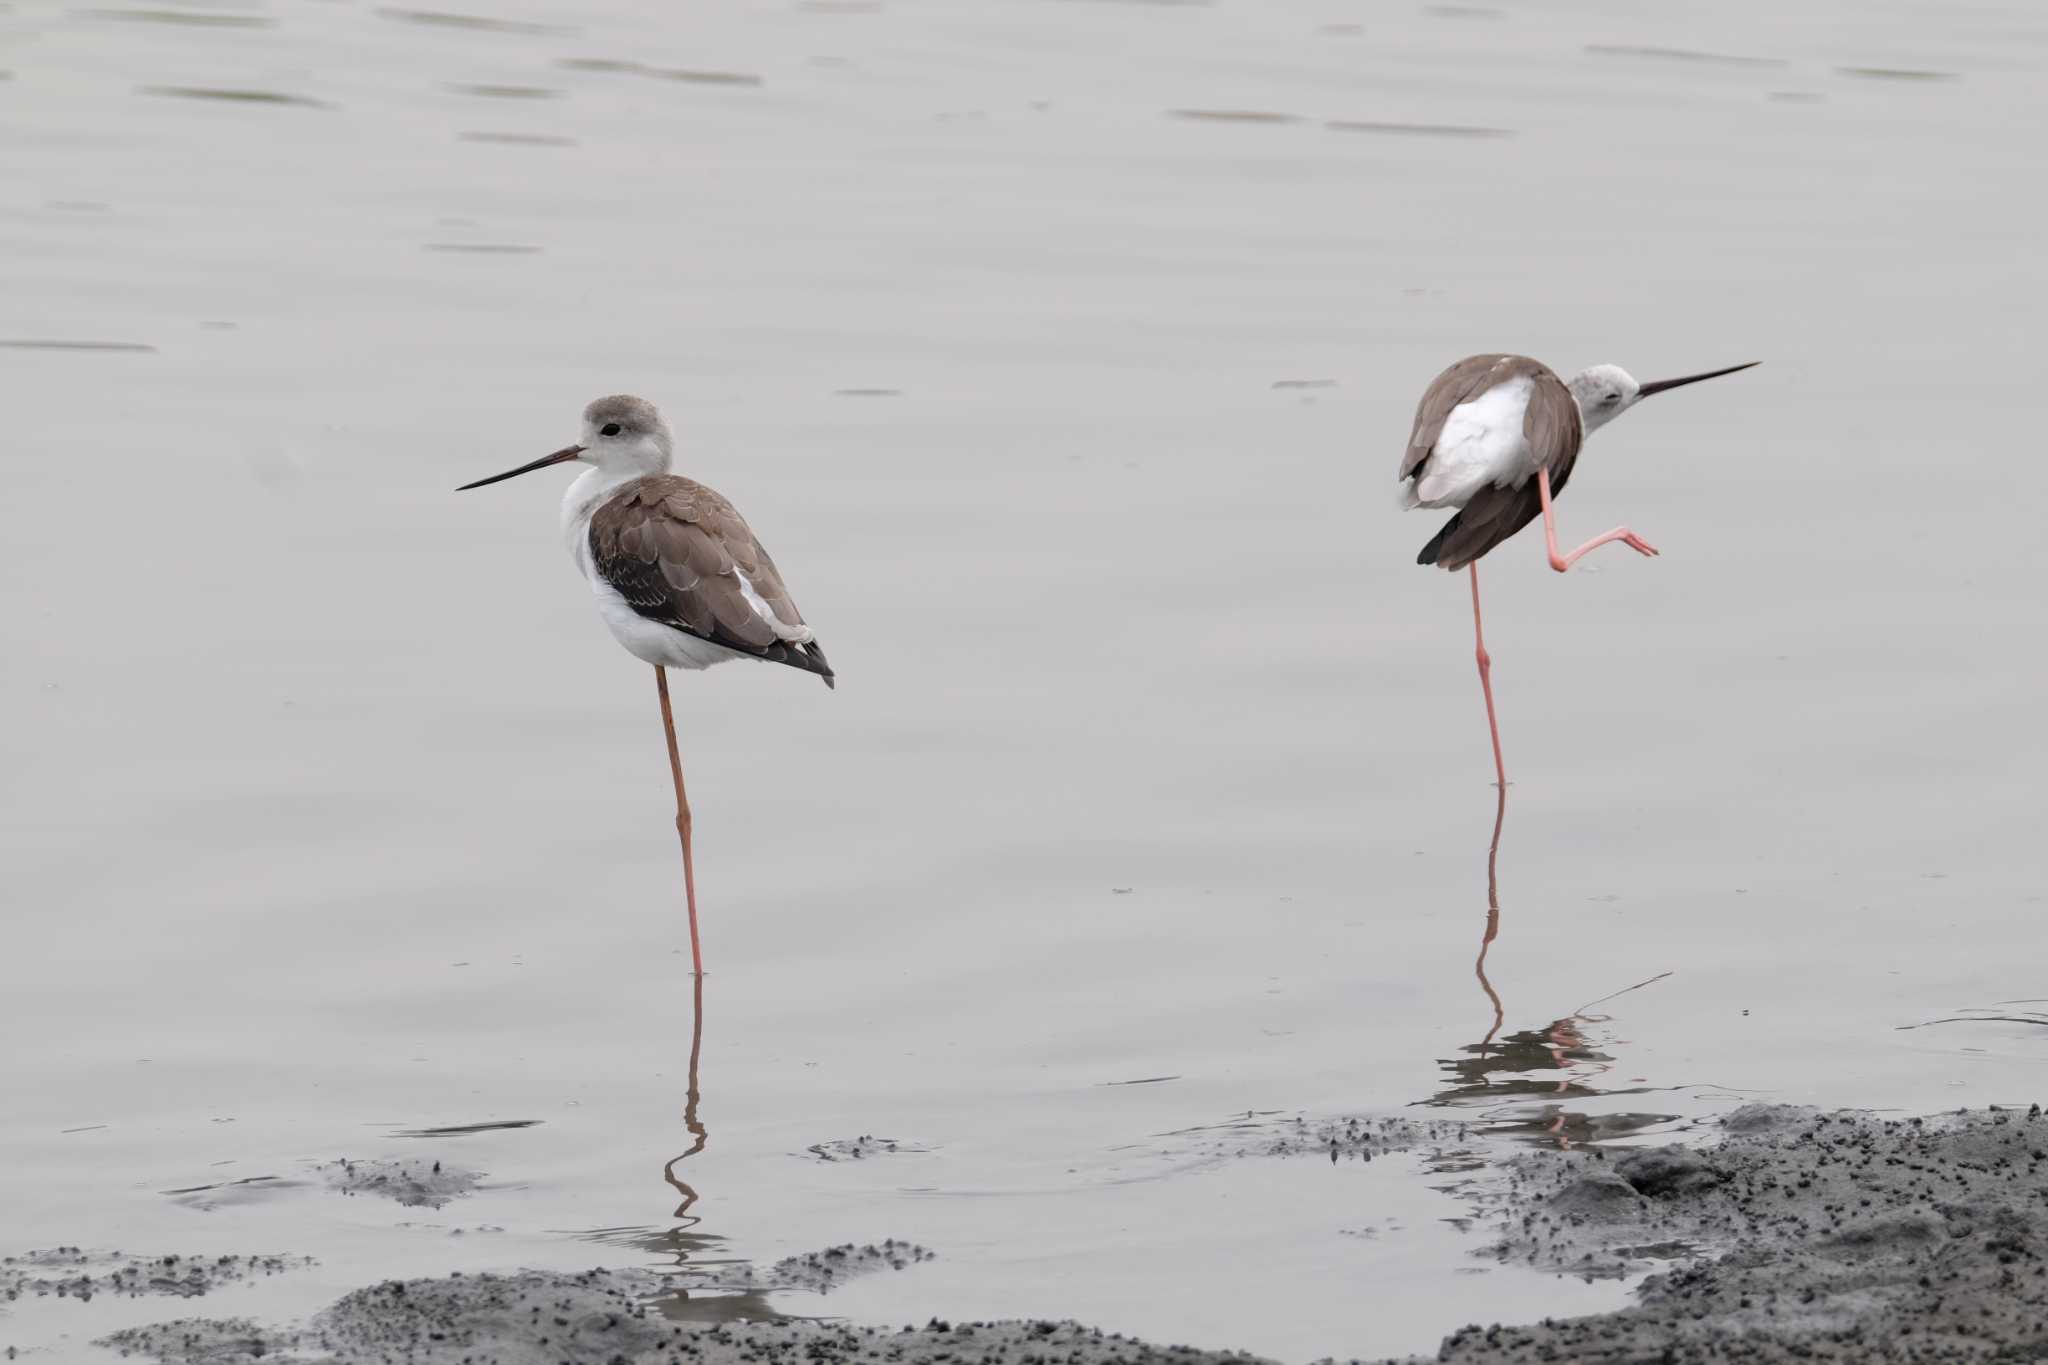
xmin=3 ymin=0 xmax=2044 ymax=1359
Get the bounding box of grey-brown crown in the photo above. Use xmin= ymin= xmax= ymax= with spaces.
xmin=583 ymin=394 xmax=665 ymax=434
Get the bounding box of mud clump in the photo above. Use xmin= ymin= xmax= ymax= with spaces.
xmin=1 ymin=1249 xmax=311 ymax=1301
xmin=805 ymin=1136 xmax=933 ymax=1161
xmin=99 ymin=1270 xmax=669 ymax=1363
xmin=1541 ymin=1170 xmax=1646 ymax=1227
xmin=1172 ymin=1113 xmax=1470 ymax=1164
xmin=1611 ymin=1145 xmax=1725 ymax=1198
xmin=1298 ymin=1116 xmax=1469 ymax=1164
xmin=700 ymin=1240 xmax=935 ymax=1293
xmin=318 ymin=1157 xmax=482 ymax=1208
xmin=1416 ymin=1103 xmax=2048 ymax=1362
xmin=100 ymin=1267 xmax=1271 ymax=1365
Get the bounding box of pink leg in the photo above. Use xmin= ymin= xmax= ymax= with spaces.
xmin=1469 ymin=564 xmax=1508 ymax=789
xmin=654 ymin=666 xmax=704 ymax=977
xmin=1537 ymin=467 xmax=1659 ymax=572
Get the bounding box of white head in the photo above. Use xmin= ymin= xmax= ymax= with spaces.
xmin=457 ymin=393 xmax=674 ymax=491
xmin=576 ymin=394 xmax=672 ymax=477
xmin=1568 ymin=361 xmax=1761 ymax=438
xmin=1567 ymin=364 xmax=1642 ymax=435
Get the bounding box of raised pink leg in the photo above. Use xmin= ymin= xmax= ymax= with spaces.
xmin=1469 ymin=564 xmax=1508 ymax=789
xmin=1537 ymin=467 xmax=1659 ymax=572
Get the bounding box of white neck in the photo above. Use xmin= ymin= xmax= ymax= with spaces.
xmin=560 ymin=462 xmax=649 ymax=555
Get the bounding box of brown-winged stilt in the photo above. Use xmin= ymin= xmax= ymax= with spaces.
xmin=1400 ymin=355 xmax=1755 ymax=786
xmin=459 ymin=395 xmax=833 ymax=976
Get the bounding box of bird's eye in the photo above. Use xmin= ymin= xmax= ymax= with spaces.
xmin=600 ymin=422 xmax=622 ymax=436
xmin=1602 ymin=394 xmax=1621 ymax=406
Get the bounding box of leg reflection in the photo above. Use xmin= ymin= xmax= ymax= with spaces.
xmin=662 ymin=971 xmax=709 ymax=1223
xmin=1474 ymin=782 xmax=1508 ymax=1055
xmin=1434 ymin=788 xmax=1679 ymax=1146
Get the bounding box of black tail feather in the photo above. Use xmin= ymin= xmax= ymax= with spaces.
xmin=1417 ymin=513 xmax=1462 ymax=567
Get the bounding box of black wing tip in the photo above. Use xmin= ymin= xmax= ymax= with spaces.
xmin=790 ymin=639 xmax=835 ymax=689
xmin=747 ymin=641 xmax=835 ymax=686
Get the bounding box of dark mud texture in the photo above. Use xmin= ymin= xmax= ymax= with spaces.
xmin=100 ymin=1264 xmax=1261 ymax=1365
xmin=1166 ymin=1113 xmax=1470 ymax=1164
xmin=804 ymin=1135 xmax=934 ymax=1161
xmin=699 ymin=1239 xmax=935 ymax=1293
xmin=317 ymin=1157 xmax=482 ymax=1209
xmin=1408 ymin=1102 xmax=2048 ymax=1363
xmin=2 ymin=1248 xmax=310 ymax=1302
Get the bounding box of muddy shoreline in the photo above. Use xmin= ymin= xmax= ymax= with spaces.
xmin=66 ymin=1104 xmax=2046 ymax=1364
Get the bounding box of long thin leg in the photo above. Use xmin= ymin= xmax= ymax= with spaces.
xmin=654 ymin=666 xmax=704 ymax=977
xmin=1537 ymin=467 xmax=1659 ymax=572
xmin=1469 ymin=564 xmax=1508 ymax=789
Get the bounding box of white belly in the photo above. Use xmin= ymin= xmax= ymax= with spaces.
xmin=586 ymin=565 xmax=749 ymax=671
xmin=1411 ymin=375 xmax=1535 ymax=508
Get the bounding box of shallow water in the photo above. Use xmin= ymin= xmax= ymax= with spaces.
xmin=3 ymin=0 xmax=2045 ymax=1359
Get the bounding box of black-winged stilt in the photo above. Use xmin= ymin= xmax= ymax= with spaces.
xmin=460 ymin=395 xmax=833 ymax=976
xmin=1401 ymin=355 xmax=1756 ymax=786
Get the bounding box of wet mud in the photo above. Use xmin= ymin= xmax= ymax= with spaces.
xmin=98 ymin=1244 xmax=943 ymax=1364
xmin=802 ymin=1136 xmax=933 ymax=1161
xmin=1402 ymin=1104 xmax=2048 ymax=1362
xmin=92 ymin=1107 xmax=2048 ymax=1364
xmin=1155 ymin=1113 xmax=1472 ymax=1165
xmin=162 ymin=1159 xmax=485 ymax=1213
xmin=1 ymin=1249 xmax=311 ymax=1302
xmin=697 ymin=1240 xmax=935 ymax=1293
xmin=102 ymin=1275 xmax=1267 ymax=1365
xmin=317 ymin=1158 xmax=484 ymax=1209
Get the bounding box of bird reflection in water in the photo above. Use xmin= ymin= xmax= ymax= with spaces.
xmin=575 ymin=974 xmax=790 ymax=1323
xmin=1438 ymin=782 xmax=1679 ymax=1148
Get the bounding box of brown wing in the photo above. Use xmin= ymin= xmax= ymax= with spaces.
xmin=1413 ymin=359 xmax=1583 ymax=570
xmin=1401 ymin=354 xmax=1528 ymax=482
xmin=589 ymin=475 xmax=835 ymax=687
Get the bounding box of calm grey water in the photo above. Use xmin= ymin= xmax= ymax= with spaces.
xmin=4 ymin=0 xmax=2045 ymax=1358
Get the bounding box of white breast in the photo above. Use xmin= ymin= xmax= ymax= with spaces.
xmin=560 ymin=465 xmax=636 ymax=562
xmin=1411 ymin=375 xmax=1535 ymax=509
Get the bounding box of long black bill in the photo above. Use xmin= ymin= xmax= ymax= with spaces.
xmin=456 ymin=445 xmax=584 ymax=492
xmin=1637 ymin=361 xmax=1760 ymax=398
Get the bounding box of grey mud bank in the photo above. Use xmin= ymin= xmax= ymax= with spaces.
xmin=95 ymin=1107 xmax=2048 ymax=1364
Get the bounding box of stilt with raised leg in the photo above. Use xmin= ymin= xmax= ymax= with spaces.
xmin=1400 ymin=353 xmax=1754 ymax=782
